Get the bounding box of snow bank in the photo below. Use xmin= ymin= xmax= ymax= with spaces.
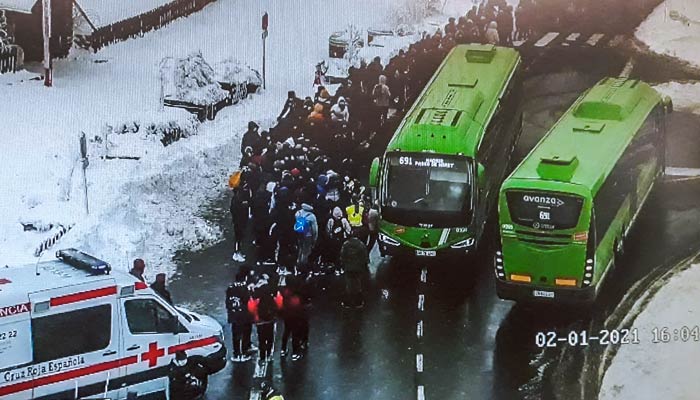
xmin=636 ymin=0 xmax=700 ymax=67
xmin=599 ymin=262 xmax=700 ymax=400
xmin=653 ymin=81 xmax=700 ymax=114
xmin=212 ymin=59 xmax=262 ymax=87
xmin=2 ymin=0 xmax=471 ymax=279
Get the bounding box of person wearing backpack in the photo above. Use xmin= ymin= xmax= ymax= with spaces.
xmin=324 ymin=206 xmax=351 ymax=268
xmin=226 ymin=270 xmax=253 ymax=362
xmin=294 ymin=203 xmax=318 ymax=274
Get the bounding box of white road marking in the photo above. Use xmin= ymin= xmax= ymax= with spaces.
xmin=249 ymin=391 xmax=261 ymax=400
xmin=253 ymin=359 xmax=267 ymax=378
xmin=666 ymin=167 xmax=700 ymax=177
xmin=566 ymin=33 xmax=581 ymax=41
xmin=418 ymin=385 xmax=426 ymax=400
xmin=512 ymin=39 xmax=526 ymax=47
xmin=420 ymin=268 xmax=427 ymax=283
xmin=586 ymin=33 xmax=605 ymax=46
xmin=418 ymin=294 xmax=425 ymax=311
xmin=534 ymin=32 xmax=559 ymax=47
xmin=416 ymin=354 xmax=424 ymax=372
xmin=417 ymin=320 xmax=424 ymax=339
xmin=438 ymin=228 xmax=450 ymax=246
xmin=620 ymin=58 xmax=635 ymax=78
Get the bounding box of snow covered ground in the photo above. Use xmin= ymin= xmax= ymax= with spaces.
xmin=599 ymin=261 xmax=700 ymax=400
xmin=599 ymin=3 xmax=700 ymax=396
xmin=0 ymin=0 xmax=472 ymax=279
xmin=636 ymin=0 xmax=700 ymax=67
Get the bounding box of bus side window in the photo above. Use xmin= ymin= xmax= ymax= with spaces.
xmin=32 ymin=305 xmax=112 ymax=363
xmin=124 ymin=298 xmax=177 ymax=334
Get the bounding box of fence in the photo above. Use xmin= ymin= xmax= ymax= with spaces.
xmin=77 ymin=0 xmax=216 ymax=52
xmin=0 ymin=45 xmax=18 ymax=73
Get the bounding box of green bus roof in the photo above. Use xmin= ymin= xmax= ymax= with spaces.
xmin=505 ymin=77 xmax=662 ymax=194
xmin=385 ymin=44 xmax=521 ymax=157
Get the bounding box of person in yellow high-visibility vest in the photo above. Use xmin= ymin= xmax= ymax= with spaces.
xmin=345 ymin=195 xmax=367 ymax=243
xmin=260 ymin=381 xmax=285 ymax=400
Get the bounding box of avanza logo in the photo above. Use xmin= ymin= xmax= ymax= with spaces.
xmin=522 ymin=195 xmax=564 ymax=207
xmin=0 ymin=303 xmax=30 ymax=318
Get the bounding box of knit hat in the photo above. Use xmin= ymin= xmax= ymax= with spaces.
xmin=290 ymin=168 xmax=301 ymax=177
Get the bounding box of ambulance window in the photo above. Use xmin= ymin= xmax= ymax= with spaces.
xmin=32 ymin=305 xmax=112 ymax=363
xmin=124 ymin=298 xmax=176 ymax=334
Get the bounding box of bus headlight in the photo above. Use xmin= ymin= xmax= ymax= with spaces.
xmin=582 ymin=258 xmax=594 ymax=287
xmin=494 ymin=250 xmax=506 ymax=281
xmin=450 ymin=238 xmax=475 ymax=249
xmin=379 ymin=233 xmax=400 ymax=246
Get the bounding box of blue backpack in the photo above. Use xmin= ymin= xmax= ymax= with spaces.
xmin=294 ymin=213 xmax=311 ymax=236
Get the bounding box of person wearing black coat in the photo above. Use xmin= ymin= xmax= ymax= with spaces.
xmin=250 ymin=282 xmax=278 ymax=362
xmin=241 ymin=121 xmax=264 ymax=157
xmin=151 ymin=273 xmax=173 ymax=305
xmin=251 ymin=185 xmax=273 ymax=261
xmin=226 ymin=271 xmax=253 ymax=362
xmin=230 ymin=184 xmax=252 ymax=262
xmin=277 ymin=91 xmax=304 ymax=121
xmin=168 ymin=351 xmax=207 ymax=400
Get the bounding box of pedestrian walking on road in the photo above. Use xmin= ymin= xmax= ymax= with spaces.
xmin=226 ymin=271 xmax=253 ymax=362
xmin=278 ymin=275 xmax=310 ymax=361
xmin=371 ymin=74 xmax=392 ymax=126
xmin=340 ymin=234 xmax=370 ymax=308
xmin=485 ymin=21 xmax=500 ymax=45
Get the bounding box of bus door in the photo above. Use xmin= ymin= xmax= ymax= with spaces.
xmin=119 ymin=296 xmax=181 ymax=398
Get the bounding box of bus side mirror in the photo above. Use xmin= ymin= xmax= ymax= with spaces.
xmin=369 ymin=157 xmax=380 ymax=188
xmin=663 ymin=96 xmax=673 ymax=114
xmin=477 ymin=163 xmax=486 ymax=188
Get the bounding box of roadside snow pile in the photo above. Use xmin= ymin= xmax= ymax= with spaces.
xmin=636 ymin=0 xmax=700 ymax=67
xmin=212 ymin=58 xmax=262 ymax=86
xmin=162 ymin=51 xmax=228 ymax=105
xmin=99 ymin=109 xmax=201 ymax=158
xmin=599 ymin=262 xmax=700 ymax=399
xmin=653 ymin=81 xmax=700 ymax=115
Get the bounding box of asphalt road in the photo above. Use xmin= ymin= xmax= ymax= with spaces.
xmin=168 ymin=52 xmax=700 ymax=400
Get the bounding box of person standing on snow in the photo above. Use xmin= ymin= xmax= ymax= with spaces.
xmin=241 ymin=121 xmax=263 ymax=157
xmin=226 ymin=270 xmax=253 ymax=362
xmin=230 ymin=182 xmax=251 ymax=262
xmin=294 ymin=203 xmax=318 ymax=274
xmin=277 ymin=91 xmax=303 ymax=121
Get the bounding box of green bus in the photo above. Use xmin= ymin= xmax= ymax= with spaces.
xmin=369 ymin=44 xmax=523 ymax=259
xmin=495 ymin=77 xmax=672 ymax=304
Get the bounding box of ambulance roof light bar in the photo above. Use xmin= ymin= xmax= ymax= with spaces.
xmin=56 ymin=249 xmax=111 ymax=275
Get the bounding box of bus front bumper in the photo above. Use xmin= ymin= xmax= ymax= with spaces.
xmin=495 ymin=280 xmax=596 ymax=305
xmin=378 ymin=241 xmax=474 ymax=260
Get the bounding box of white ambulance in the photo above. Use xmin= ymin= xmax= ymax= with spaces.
xmin=0 ymin=249 xmax=226 ymax=400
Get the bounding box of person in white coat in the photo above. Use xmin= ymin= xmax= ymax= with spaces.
xmin=485 ymin=21 xmax=500 ymax=45
xmin=330 ymin=96 xmax=350 ymax=123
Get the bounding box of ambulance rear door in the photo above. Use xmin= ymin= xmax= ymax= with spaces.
xmin=28 ymin=281 xmax=122 ymax=399
xmin=0 ymin=296 xmax=33 ymax=400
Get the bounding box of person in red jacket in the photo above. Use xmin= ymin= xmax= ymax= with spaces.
xmin=248 ymin=280 xmax=277 ymax=363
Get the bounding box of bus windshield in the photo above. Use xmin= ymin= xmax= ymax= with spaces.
xmin=506 ymin=190 xmax=584 ymax=230
xmin=382 ymin=154 xmax=472 ymax=227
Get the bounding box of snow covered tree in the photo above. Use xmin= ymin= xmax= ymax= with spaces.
xmin=0 ymin=10 xmax=11 ymax=49
xmin=343 ymin=24 xmax=365 ymax=68
xmin=390 ymin=0 xmax=441 ymax=28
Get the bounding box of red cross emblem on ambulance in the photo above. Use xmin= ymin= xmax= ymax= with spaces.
xmin=141 ymin=342 xmax=165 ymax=367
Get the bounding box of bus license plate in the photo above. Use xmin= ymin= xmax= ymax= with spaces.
xmin=533 ymin=290 xmax=555 ymax=299
xmin=416 ymin=250 xmax=436 ymax=257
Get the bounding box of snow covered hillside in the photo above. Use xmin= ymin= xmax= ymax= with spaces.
xmin=0 ymin=0 xmax=465 ymax=278
xmin=636 ymin=0 xmax=700 ymax=67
